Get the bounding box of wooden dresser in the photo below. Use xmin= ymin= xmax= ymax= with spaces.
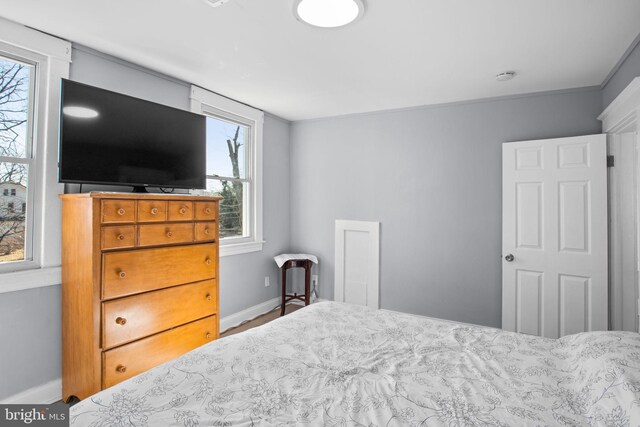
xmin=59 ymin=192 xmax=222 ymax=402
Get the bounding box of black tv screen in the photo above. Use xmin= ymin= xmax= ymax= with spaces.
xmin=59 ymin=79 xmax=206 ymax=190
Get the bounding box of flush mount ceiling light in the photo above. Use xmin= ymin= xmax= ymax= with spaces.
xmin=496 ymin=71 xmax=516 ymax=82
xmin=63 ymin=106 xmax=99 ymax=119
xmin=294 ymin=0 xmax=365 ymax=28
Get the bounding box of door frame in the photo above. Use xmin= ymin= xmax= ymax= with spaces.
xmin=599 ymin=76 xmax=640 ymax=332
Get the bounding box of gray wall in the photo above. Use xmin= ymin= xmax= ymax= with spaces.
xmin=0 ymin=46 xmax=290 ymax=400
xmin=603 ymin=37 xmax=640 ymax=108
xmin=290 ymin=88 xmax=603 ymax=328
xmin=0 ymin=285 xmax=61 ymax=400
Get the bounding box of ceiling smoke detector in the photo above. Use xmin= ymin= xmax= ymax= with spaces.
xmin=205 ymin=0 xmax=232 ymax=8
xmin=495 ymin=71 xmax=516 ymax=82
xmin=294 ymin=0 xmax=365 ymax=28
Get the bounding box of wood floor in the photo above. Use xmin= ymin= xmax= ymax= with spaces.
xmin=220 ymin=303 xmax=303 ymax=337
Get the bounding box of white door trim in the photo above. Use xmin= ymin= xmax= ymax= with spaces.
xmin=599 ymin=77 xmax=640 ymax=133
xmin=335 ymin=220 xmax=380 ymax=309
xmin=599 ymin=76 xmax=640 ymax=332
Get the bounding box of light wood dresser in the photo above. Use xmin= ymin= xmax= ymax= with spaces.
xmin=59 ymin=192 xmax=222 ymax=402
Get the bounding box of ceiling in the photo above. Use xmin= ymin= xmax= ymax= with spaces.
xmin=0 ymin=0 xmax=639 ymax=121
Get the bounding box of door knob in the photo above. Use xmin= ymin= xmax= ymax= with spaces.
xmin=505 ymin=254 xmax=514 ymax=262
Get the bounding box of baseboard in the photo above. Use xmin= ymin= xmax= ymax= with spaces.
xmin=220 ymin=297 xmax=281 ymax=333
xmin=281 ymin=292 xmax=335 ymax=306
xmin=289 ymin=298 xmax=331 ymax=305
xmin=219 ymin=297 xmax=332 ymax=333
xmin=0 ymin=379 xmax=61 ymax=405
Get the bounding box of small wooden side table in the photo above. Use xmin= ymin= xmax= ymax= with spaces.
xmin=280 ymin=259 xmax=313 ymax=316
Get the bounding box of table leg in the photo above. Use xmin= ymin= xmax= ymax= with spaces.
xmin=281 ymin=266 xmax=287 ymax=316
xmin=304 ymin=261 xmax=311 ymax=306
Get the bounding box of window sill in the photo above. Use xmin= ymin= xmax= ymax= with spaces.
xmin=220 ymin=241 xmax=265 ymax=257
xmin=0 ymin=266 xmax=61 ymax=295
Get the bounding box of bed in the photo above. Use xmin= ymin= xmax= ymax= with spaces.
xmin=70 ymin=301 xmax=640 ymax=426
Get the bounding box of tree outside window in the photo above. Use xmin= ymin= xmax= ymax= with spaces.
xmin=190 ymin=86 xmax=263 ymax=256
xmin=202 ymin=116 xmax=250 ymax=240
xmin=0 ymin=55 xmax=32 ymax=263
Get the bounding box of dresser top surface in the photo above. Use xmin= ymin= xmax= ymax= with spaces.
xmin=59 ymin=192 xmax=223 ymax=202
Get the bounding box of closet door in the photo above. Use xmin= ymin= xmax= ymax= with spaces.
xmin=334 ymin=220 xmax=380 ymax=309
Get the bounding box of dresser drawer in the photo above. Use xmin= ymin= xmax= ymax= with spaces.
xmin=137 ymin=200 xmax=166 ymax=222
xmin=102 ymin=200 xmax=135 ymax=223
xmin=194 ymin=201 xmax=217 ymax=220
xmin=167 ymin=201 xmax=193 ymax=221
xmin=138 ymin=223 xmax=194 ymax=247
xmin=102 ymin=244 xmax=216 ymax=299
xmin=101 ymin=226 xmax=136 ymax=250
xmin=102 ymin=279 xmax=216 ymax=349
xmin=195 ymin=221 xmax=217 ymax=242
xmin=102 ymin=315 xmax=217 ymax=388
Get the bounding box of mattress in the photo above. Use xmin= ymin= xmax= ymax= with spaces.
xmin=70 ymin=301 xmax=640 ymax=426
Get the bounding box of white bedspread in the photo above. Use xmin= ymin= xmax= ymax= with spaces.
xmin=70 ymin=302 xmax=640 ymax=426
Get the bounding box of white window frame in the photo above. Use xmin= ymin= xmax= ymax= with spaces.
xmin=0 ymin=18 xmax=70 ymax=293
xmin=190 ymin=85 xmax=264 ymax=257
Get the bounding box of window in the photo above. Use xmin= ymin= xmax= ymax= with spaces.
xmin=0 ymin=18 xmax=70 ymax=289
xmin=0 ymin=54 xmax=34 ymax=264
xmin=190 ymin=86 xmax=264 ymax=256
xmin=203 ymin=117 xmax=250 ymax=239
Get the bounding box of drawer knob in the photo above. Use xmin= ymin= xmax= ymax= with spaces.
xmin=119 ymin=271 xmax=127 ymax=279
xmin=117 ymin=234 xmax=125 ymax=241
xmin=206 ymin=293 xmax=211 ymax=301
xmin=204 ymin=228 xmax=209 ymax=235
xmin=115 ymin=317 xmax=127 ymax=325
xmin=116 ymin=365 xmax=127 ymax=374
xmin=205 ymin=332 xmax=211 ymax=339
xmin=117 ymin=208 xmax=126 ymax=216
xmin=205 ymin=258 xmax=212 ymax=265
xmin=166 ymin=231 xmax=173 ymax=238
xmin=151 ymin=207 xmax=158 ymax=215
xmin=179 ymin=207 xmax=187 ymax=214
xmin=204 ymin=208 xmax=212 ymax=215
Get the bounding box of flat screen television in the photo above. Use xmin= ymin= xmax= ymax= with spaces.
xmin=58 ymin=79 xmax=206 ymax=191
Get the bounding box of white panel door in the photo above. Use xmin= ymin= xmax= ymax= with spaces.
xmin=502 ymin=135 xmax=607 ymax=338
xmin=335 ymin=220 xmax=380 ymax=309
